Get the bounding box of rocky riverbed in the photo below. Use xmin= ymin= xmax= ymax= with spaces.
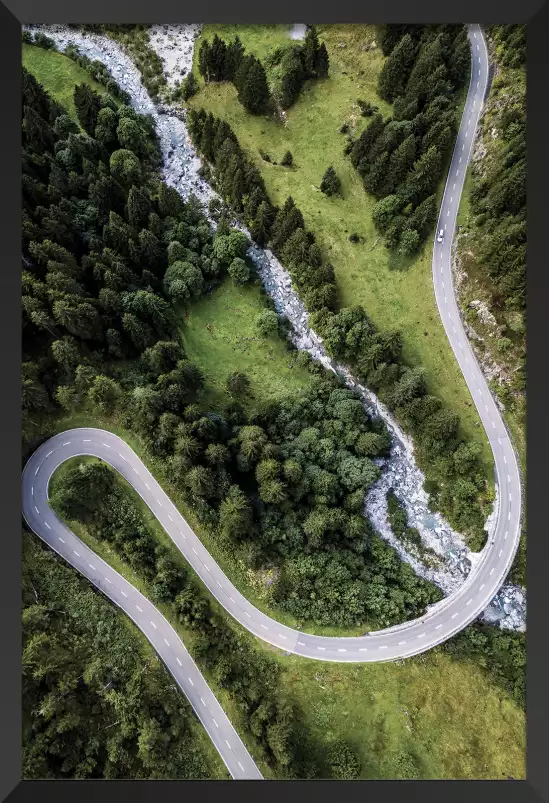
xmin=26 ymin=24 xmax=525 ymax=631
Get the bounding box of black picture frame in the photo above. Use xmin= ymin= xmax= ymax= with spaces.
xmin=3 ymin=1 xmax=547 ymax=801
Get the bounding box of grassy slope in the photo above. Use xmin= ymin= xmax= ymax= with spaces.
xmin=23 ymin=44 xmax=524 ymax=780
xmin=23 ymin=43 xmax=112 ymax=120
xmin=46 ymin=447 xmax=525 ymax=781
xmin=178 ymin=278 xmax=314 ymax=413
xmin=190 ymin=24 xmax=494 ymax=479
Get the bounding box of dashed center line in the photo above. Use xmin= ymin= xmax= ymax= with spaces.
xmin=261 ymin=624 xmax=268 ymax=630
xmin=466 ymin=599 xmax=472 ymax=606
xmin=490 ymin=568 xmax=495 ymax=576
xmin=499 ymin=549 xmax=503 ymax=558
xmin=188 ymin=677 xmax=194 ymax=687
xmin=200 ymin=697 xmax=206 ymax=706
xmin=150 ymin=621 xmax=157 ymax=629
xmin=136 ymin=604 xmax=143 ymax=612
xmin=225 ymin=740 xmax=231 ymax=750
xmin=102 ymin=443 xmax=110 ymax=449
xmin=417 ymin=633 xmax=426 ymax=639
xmin=398 ymin=640 xmax=406 ymax=645
xmin=105 ymin=577 xmax=112 ymax=584
xmin=238 ymin=761 xmax=244 ymax=771
xmin=45 ymin=522 xmax=51 ymax=530
xmin=212 ymin=718 xmax=218 ymax=728
xmin=337 ymin=649 xmax=347 ymax=653
xmin=120 ymin=591 xmax=127 ymax=598
xmin=73 ymin=551 xmax=80 ymax=557
xmin=63 ymin=442 xmax=71 ymax=446
xmin=297 ymin=641 xmax=306 ymax=646
xmin=278 ymin=633 xmax=287 ymax=639
xmin=176 ymin=657 xmax=182 ymax=666
xmin=435 ymin=624 xmax=443 ymax=630
xmin=451 ymin=613 xmax=458 ymax=619
xmin=480 ymin=584 xmax=485 ymax=591
xmin=317 ymin=646 xmax=326 ymax=651
xmin=164 ymin=638 xmax=170 ymax=647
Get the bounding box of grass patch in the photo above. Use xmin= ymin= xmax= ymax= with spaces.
xmin=23 ymin=43 xmax=112 ymax=120
xmin=190 ymin=24 xmax=494 ymax=479
xmin=178 ymin=278 xmax=314 ymax=412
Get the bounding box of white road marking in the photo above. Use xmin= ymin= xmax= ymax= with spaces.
xmin=398 ymin=640 xmax=406 ymax=645
xmin=480 ymin=584 xmax=485 ymax=591
xmin=63 ymin=442 xmax=71 ymax=446
xmin=435 ymin=624 xmax=443 ymax=630
xmin=88 ymin=563 xmax=96 ymax=570
xmin=278 ymin=633 xmax=287 ymax=639
xmin=503 ymin=455 xmax=507 ymax=464
xmin=157 ymin=500 xmax=163 ymax=508
xmin=212 ymin=718 xmax=218 ymax=728
xmin=58 ymin=536 xmax=65 ymax=542
xmin=46 ymin=450 xmax=53 ymax=457
xmin=466 ymin=599 xmax=472 ymax=606
xmin=489 ymin=568 xmax=494 ymax=576
xmin=164 ymin=638 xmax=170 ymax=647
xmin=499 ymin=549 xmax=503 ymax=558
xmin=188 ymin=677 xmax=194 ymax=686
xmin=34 ymin=505 xmax=39 ymax=514
xmin=379 ymin=646 xmax=388 ymax=650
xmin=200 ymin=697 xmax=206 ymax=706
xmin=119 ymin=453 xmax=126 ymax=460
xmin=317 ymin=646 xmax=326 ymax=651
xmin=245 ymin=612 xmax=251 ymax=618
xmin=133 ymin=467 xmax=138 ymax=474
xmin=337 ymin=649 xmax=347 ymax=653
xmin=225 ymin=740 xmax=231 ymax=750
xmin=73 ymin=551 xmax=80 ymax=557
xmin=504 ymin=532 xmax=508 ymax=540
xmin=359 ymin=647 xmax=368 ymax=651
xmin=216 ymin=580 xmax=222 ymax=588
xmin=31 ymin=487 xmax=34 ymax=497
xmin=192 ymin=547 xmax=198 ymax=555
xmin=136 ymin=605 xmax=143 ymax=612
xmin=34 ymin=467 xmax=39 ymax=476
xmin=204 ymin=565 xmax=211 ymax=572
xmin=297 ymin=641 xmax=306 ymax=646
xmin=105 ymin=577 xmax=112 ymax=584
xmin=453 ymin=183 xmax=456 ymax=190
xmin=261 ymin=624 xmax=268 ymax=630
xmin=120 ymin=591 xmax=127 ymax=598
xmin=238 ymin=762 xmax=244 ymax=771
xmin=507 ymin=474 xmax=511 ymax=483
xmin=451 ymin=613 xmax=458 ymax=619
xmin=450 ymin=196 xmax=453 ymax=203
xmin=150 ymin=621 xmax=157 ymax=629
xmin=168 ymin=514 xmax=173 ymax=522
xmin=229 ymin=597 xmax=235 ymax=603
xmin=102 ymin=444 xmax=110 ymax=449
xmin=83 ymin=440 xmax=91 ymax=443
xmin=477 ymin=81 xmax=479 ymax=88
xmin=45 ymin=522 xmax=51 ymax=529
xmin=459 ymin=156 xmax=462 ymax=163
xmin=145 ymin=483 xmax=150 ymax=490
xmin=474 ymin=31 xmax=477 ymax=37
xmin=508 ymin=511 xmax=511 ymax=521
xmin=447 ymin=210 xmax=450 ymax=217
xmin=417 ymin=633 xmax=426 ymax=639
xmin=176 ymin=657 xmax=182 ymax=666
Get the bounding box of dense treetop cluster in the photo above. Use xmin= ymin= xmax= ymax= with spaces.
xmin=198 ymin=26 xmax=329 ymax=114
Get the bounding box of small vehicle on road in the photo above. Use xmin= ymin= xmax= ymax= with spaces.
xmin=437 ymin=229 xmax=444 ymax=243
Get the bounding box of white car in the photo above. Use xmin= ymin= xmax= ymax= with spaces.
xmin=437 ymin=229 xmax=444 ymax=243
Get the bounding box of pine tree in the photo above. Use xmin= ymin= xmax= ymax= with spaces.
xmin=377 ymin=33 xmax=416 ymax=102
xmin=303 ymin=25 xmax=320 ymax=77
xmin=236 ymin=56 xmax=270 ymax=115
xmin=382 ymin=133 xmax=416 ymax=195
xmin=224 ymin=36 xmax=245 ymax=81
xmin=209 ymin=34 xmax=228 ymax=82
xmin=73 ymin=84 xmax=102 ymax=136
xmin=315 ymin=42 xmax=329 ymax=78
xmin=320 ymin=166 xmax=341 ymax=197
xmin=198 ymin=39 xmax=211 ymax=81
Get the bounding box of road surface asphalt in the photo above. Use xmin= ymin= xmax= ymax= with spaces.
xmin=21 ymin=24 xmax=521 ymax=780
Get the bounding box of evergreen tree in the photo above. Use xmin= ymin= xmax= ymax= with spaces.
xmin=320 ymin=166 xmax=342 ymax=197
xmin=302 ymin=25 xmax=320 ymax=77
xmin=73 ymin=84 xmax=102 ymax=136
xmin=236 ymin=56 xmax=270 ymax=115
xmin=224 ymin=36 xmax=245 ymax=81
xmin=315 ymin=42 xmax=329 ymax=79
xmin=198 ymin=39 xmax=211 ymax=81
xmin=377 ymin=33 xmax=416 ymax=102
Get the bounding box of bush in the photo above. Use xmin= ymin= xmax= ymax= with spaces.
xmin=327 ymin=741 xmax=361 ymax=779
xmin=228 ymin=257 xmax=251 ymax=285
xmin=256 ymin=309 xmax=279 ymax=336
xmin=226 ymin=371 xmax=251 ymax=395
xmin=281 ymin=150 xmax=293 ymax=167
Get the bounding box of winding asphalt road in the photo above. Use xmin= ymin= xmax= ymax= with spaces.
xmin=21 ymin=24 xmax=522 ymax=779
